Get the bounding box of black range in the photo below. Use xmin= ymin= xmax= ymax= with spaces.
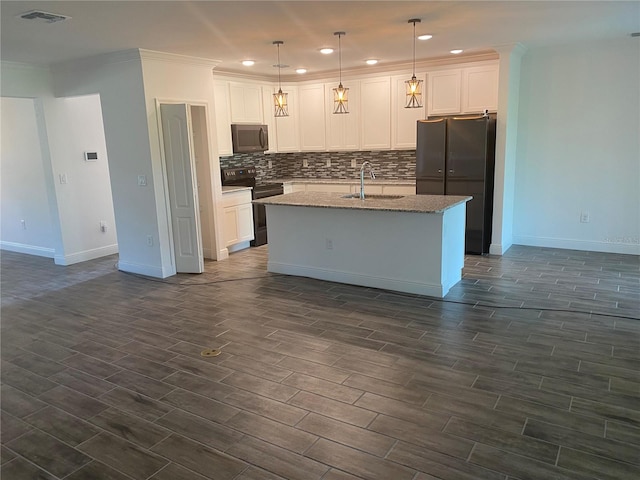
xmin=220 ymin=167 xmax=283 ymax=246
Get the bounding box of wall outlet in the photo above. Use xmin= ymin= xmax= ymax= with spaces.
xmin=325 ymin=238 xmax=333 ymax=250
xmin=268 ymin=159 xmax=273 ymax=169
xmin=21 ymin=219 xmax=26 ymax=230
xmin=100 ymin=221 xmax=107 ymax=232
xmin=146 ymin=235 xmax=153 ymax=246
xmin=326 ymin=159 xmax=331 ymax=167
xmin=303 ymin=159 xmax=308 ymax=168
xmin=59 ymin=173 xmax=68 ymax=184
xmin=351 ymin=159 xmax=357 ymax=168
xmin=580 ymin=211 xmax=590 ymax=223
xmin=137 ymin=175 xmax=147 ymax=186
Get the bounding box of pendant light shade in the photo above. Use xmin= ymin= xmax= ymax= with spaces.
xmin=405 ymin=19 xmax=423 ymax=109
xmin=333 ymin=32 xmax=349 ymax=114
xmin=272 ymin=41 xmax=289 ymax=117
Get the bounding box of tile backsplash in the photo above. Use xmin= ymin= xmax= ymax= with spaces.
xmin=220 ymin=150 xmax=416 ymax=183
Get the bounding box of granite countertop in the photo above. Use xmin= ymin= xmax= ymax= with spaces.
xmin=253 ymin=191 xmax=471 ymax=213
xmin=273 ymin=177 xmax=416 ymax=185
xmin=222 ymin=186 xmax=253 ymax=193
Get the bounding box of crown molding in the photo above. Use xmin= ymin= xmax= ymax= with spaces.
xmin=215 ymin=50 xmax=499 ymax=83
xmin=138 ymin=49 xmax=221 ymax=68
xmin=0 ymin=61 xmax=50 ymax=72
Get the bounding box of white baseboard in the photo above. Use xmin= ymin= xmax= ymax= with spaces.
xmin=54 ymin=244 xmax=119 ymax=266
xmin=228 ymin=241 xmax=251 ymax=254
xmin=218 ymin=248 xmax=229 ymax=260
xmin=268 ymin=261 xmax=447 ymax=297
xmin=117 ymin=260 xmax=167 ymax=278
xmin=513 ymin=235 xmax=640 ymax=255
xmin=489 ymin=241 xmax=513 ymax=256
xmin=0 ymin=241 xmax=55 ymax=258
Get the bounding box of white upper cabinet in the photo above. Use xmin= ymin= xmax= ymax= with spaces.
xmin=391 ymin=73 xmax=426 ymax=150
xmin=213 ymin=81 xmax=233 ymax=156
xmin=427 ymin=63 xmax=499 ymax=116
xmin=325 ymin=81 xmax=360 ymax=151
xmin=298 ymin=84 xmax=326 ymax=151
xmin=261 ymin=85 xmax=277 ymax=153
xmin=360 ymin=76 xmax=391 ymax=150
xmin=461 ymin=64 xmax=499 ymax=113
xmin=215 ymin=60 xmax=498 ymax=154
xmin=427 ymin=69 xmax=462 ymax=116
xmin=229 ymin=82 xmax=263 ymax=123
xmin=275 ymin=85 xmax=299 ymax=152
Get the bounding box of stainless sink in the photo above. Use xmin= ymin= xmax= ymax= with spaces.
xmin=341 ymin=193 xmax=404 ymax=200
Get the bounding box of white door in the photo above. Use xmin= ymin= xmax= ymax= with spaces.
xmin=160 ymin=103 xmax=204 ymax=274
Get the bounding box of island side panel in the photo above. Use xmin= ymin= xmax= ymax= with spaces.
xmin=264 ymin=204 xmax=463 ymax=297
xmin=441 ymin=202 xmax=467 ymax=292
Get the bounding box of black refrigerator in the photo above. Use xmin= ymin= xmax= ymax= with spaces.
xmin=416 ymin=115 xmax=496 ymax=254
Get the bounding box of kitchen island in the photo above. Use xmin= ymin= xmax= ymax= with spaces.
xmin=254 ymin=192 xmax=471 ymax=297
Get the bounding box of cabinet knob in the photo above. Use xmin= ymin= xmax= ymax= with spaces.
xmin=437 ymin=169 xmax=442 ymax=173
xmin=449 ymin=169 xmax=454 ymax=174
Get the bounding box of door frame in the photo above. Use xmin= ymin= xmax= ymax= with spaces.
xmin=155 ymin=98 xmax=213 ymax=274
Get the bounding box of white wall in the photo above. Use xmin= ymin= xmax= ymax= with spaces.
xmin=513 ymin=38 xmax=640 ymax=255
xmin=139 ymin=52 xmax=224 ymax=265
xmin=50 ymin=51 xmax=166 ymax=275
xmin=51 ymin=50 xmax=222 ymax=276
xmin=47 ymin=94 xmax=118 ymax=264
xmin=0 ymin=97 xmax=56 ymax=257
xmin=1 ymin=63 xmax=119 ymax=265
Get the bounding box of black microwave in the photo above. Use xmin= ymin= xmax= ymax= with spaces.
xmin=231 ymin=124 xmax=269 ymax=153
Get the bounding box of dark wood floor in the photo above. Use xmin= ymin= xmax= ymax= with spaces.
xmin=1 ymin=245 xmax=639 ymax=480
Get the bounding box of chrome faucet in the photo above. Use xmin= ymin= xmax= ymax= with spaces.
xmin=360 ymin=161 xmax=376 ymax=199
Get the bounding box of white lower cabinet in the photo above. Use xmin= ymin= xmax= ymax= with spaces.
xmin=306 ymin=183 xmax=351 ymax=193
xmin=382 ymin=185 xmax=416 ymax=196
xmin=221 ymin=189 xmax=254 ymax=249
xmin=284 ymin=181 xmax=415 ymax=195
xmin=352 ymin=184 xmax=383 ymax=195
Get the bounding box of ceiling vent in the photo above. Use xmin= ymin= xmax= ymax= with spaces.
xmin=18 ymin=10 xmax=71 ymax=24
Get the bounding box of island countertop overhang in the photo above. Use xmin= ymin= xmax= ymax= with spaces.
xmin=253 ymin=191 xmax=471 ymax=214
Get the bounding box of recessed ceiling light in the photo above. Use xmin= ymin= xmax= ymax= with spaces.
xmin=296 ymin=68 xmax=307 ymax=74
xmin=365 ymin=59 xmax=378 ymax=65
xmin=418 ymin=34 xmax=433 ymax=41
xmin=320 ymin=48 xmax=334 ymax=55
xmin=450 ymin=49 xmax=463 ymax=54
xmin=242 ymin=60 xmax=255 ymax=66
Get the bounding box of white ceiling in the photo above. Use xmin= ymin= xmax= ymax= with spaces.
xmin=2 ymin=1 xmax=639 ymax=79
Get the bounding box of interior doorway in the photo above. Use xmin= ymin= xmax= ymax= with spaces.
xmin=159 ymin=102 xmax=215 ymax=274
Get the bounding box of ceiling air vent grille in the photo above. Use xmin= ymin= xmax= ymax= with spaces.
xmin=18 ymin=10 xmax=71 ymax=24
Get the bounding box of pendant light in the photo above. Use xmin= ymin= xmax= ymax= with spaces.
xmin=333 ymin=31 xmax=349 ymax=114
xmin=273 ymin=40 xmax=289 ymax=117
xmin=405 ymin=19 xmax=423 ymax=109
